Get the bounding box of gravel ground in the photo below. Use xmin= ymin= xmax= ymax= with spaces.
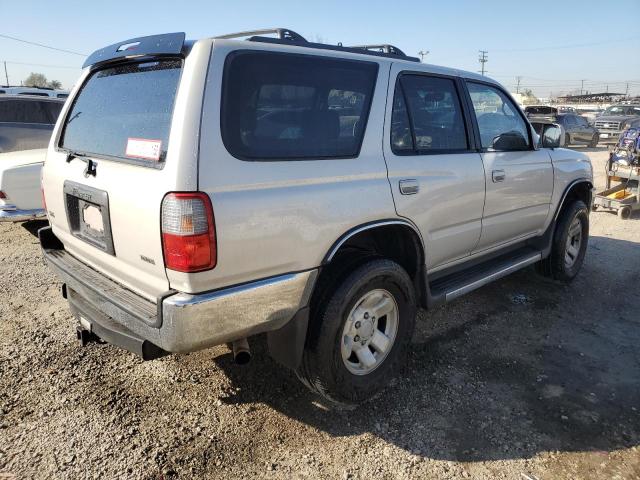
xmin=1 ymin=148 xmax=639 ymax=479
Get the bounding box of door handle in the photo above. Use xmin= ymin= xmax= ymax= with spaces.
xmin=399 ymin=179 xmax=419 ymax=195
xmin=492 ymin=170 xmax=506 ymax=183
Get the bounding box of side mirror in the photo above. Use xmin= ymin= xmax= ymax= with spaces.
xmin=541 ymin=123 xmax=561 ymax=148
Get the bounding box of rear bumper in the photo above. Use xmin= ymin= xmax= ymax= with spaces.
xmin=0 ymin=206 xmax=46 ymax=222
xmin=39 ymin=226 xmax=318 ymax=357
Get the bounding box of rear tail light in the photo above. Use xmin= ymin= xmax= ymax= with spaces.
xmin=161 ymin=192 xmax=216 ymax=272
xmin=0 ymin=191 xmax=6 ymax=200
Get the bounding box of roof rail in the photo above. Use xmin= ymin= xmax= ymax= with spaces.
xmin=350 ymin=44 xmax=408 ymax=57
xmin=213 ymin=27 xmax=420 ymax=62
xmin=215 ymin=28 xmax=307 ymax=43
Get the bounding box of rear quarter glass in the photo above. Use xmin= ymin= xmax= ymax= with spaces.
xmin=60 ymin=59 xmax=182 ymax=167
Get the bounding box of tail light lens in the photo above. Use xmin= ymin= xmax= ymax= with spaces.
xmin=0 ymin=191 xmax=6 ymax=200
xmin=161 ymin=192 xmax=216 ymax=272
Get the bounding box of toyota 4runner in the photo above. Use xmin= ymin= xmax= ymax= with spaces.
xmin=39 ymin=29 xmax=594 ymax=405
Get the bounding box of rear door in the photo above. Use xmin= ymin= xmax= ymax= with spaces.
xmin=43 ymin=49 xmax=210 ymax=301
xmin=383 ymin=67 xmax=485 ymax=268
xmin=465 ymin=81 xmax=553 ymax=252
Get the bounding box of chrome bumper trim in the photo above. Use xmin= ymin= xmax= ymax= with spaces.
xmin=160 ymin=270 xmax=318 ymax=352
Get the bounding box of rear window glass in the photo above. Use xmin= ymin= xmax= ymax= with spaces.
xmin=221 ymin=51 xmax=378 ymax=160
xmin=0 ymin=99 xmax=53 ymax=123
xmin=61 ymin=60 xmax=181 ymax=163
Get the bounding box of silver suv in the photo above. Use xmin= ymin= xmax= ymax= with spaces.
xmin=40 ymin=29 xmax=594 ymax=405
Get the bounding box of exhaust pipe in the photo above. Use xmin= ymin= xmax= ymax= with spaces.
xmin=231 ymin=338 xmax=251 ymax=365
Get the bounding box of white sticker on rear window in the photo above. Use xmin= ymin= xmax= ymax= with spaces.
xmin=125 ymin=138 xmax=162 ymax=161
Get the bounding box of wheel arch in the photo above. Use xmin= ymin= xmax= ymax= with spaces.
xmin=554 ymin=178 xmax=594 ymax=222
xmin=319 ymin=219 xmax=428 ymax=308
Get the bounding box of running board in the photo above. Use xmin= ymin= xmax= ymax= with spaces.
xmin=429 ymin=248 xmax=542 ymax=304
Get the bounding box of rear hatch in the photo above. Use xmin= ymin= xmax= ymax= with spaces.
xmin=43 ymin=45 xmax=205 ymax=301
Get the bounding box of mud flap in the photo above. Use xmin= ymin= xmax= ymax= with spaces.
xmin=267 ymin=307 xmax=309 ymax=370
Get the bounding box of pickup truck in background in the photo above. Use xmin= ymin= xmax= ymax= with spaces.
xmin=0 ymin=95 xmax=64 ymax=153
xmin=0 ymin=148 xmax=46 ymax=221
xmin=593 ymin=103 xmax=640 ymax=144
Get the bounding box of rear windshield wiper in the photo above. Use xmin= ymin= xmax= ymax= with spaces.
xmin=64 ymin=149 xmax=97 ymax=177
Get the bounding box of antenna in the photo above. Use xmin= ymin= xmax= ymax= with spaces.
xmin=478 ymin=50 xmax=488 ymax=76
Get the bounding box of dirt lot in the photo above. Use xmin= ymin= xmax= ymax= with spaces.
xmin=1 ymin=148 xmax=639 ymax=479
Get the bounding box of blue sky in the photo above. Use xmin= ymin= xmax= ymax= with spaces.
xmin=2 ymin=0 xmax=640 ymax=97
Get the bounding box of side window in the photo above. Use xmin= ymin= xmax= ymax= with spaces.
xmin=390 ymin=87 xmax=412 ymax=152
xmin=565 ymin=115 xmax=577 ymax=126
xmin=467 ymin=82 xmax=530 ymax=151
xmin=221 ymin=52 xmax=378 ymax=160
xmin=391 ymin=74 xmax=468 ymax=153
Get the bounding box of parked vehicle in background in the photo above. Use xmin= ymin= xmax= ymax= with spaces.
xmin=577 ymin=106 xmax=605 ymax=123
xmin=0 ymin=86 xmax=70 ymax=98
xmin=524 ymin=105 xmax=558 ymax=123
xmin=0 ymin=148 xmax=46 ymax=221
xmin=594 ymin=103 xmax=640 ymax=144
xmin=0 ymin=95 xmax=64 ymax=153
xmin=556 ymin=113 xmax=600 ymax=147
xmin=40 ymin=29 xmax=594 ymax=405
xmin=557 ymin=106 xmax=578 ymax=114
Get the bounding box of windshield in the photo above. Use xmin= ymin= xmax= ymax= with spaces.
xmin=603 ymin=106 xmax=640 ymax=116
xmin=61 ymin=59 xmax=182 ymax=164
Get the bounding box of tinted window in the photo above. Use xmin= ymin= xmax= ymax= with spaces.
xmin=390 ymin=89 xmax=412 ymax=152
xmin=43 ymin=102 xmax=63 ymax=122
xmin=61 ymin=60 xmax=181 ymax=163
xmin=393 ymin=75 xmax=467 ymax=153
xmin=57 ymin=93 xmax=69 ymax=98
xmin=0 ymin=99 xmax=51 ymax=123
xmin=564 ymin=115 xmax=577 ymax=126
xmin=221 ymin=52 xmax=378 ymax=160
xmin=467 ymin=82 xmax=530 ymax=151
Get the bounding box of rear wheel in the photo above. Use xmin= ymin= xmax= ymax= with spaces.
xmin=297 ymin=258 xmax=416 ymax=405
xmin=565 ymin=133 xmax=571 ymax=147
xmin=537 ymin=200 xmax=589 ymax=281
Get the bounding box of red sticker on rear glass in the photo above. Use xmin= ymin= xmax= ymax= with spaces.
xmin=126 ymin=138 xmax=162 ymax=161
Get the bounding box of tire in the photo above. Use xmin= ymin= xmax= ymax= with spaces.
xmin=589 ymin=134 xmax=599 ymax=148
xmin=296 ymin=258 xmax=416 ymax=406
xmin=618 ymin=206 xmax=632 ymax=220
xmin=565 ymin=134 xmax=571 ymax=147
xmin=537 ymin=200 xmax=589 ymax=281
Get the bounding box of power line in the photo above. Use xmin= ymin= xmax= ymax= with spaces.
xmin=0 ymin=34 xmax=87 ymax=56
xmin=492 ymin=35 xmax=640 ymax=52
xmin=1 ymin=60 xmax=80 ymax=69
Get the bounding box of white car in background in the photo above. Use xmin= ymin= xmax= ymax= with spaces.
xmin=0 ymin=148 xmax=46 ymax=221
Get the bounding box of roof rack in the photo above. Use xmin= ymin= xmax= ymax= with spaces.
xmin=215 ymin=28 xmax=307 ymax=43
xmin=350 ymin=44 xmax=408 ymax=57
xmin=214 ymin=27 xmax=420 ymax=62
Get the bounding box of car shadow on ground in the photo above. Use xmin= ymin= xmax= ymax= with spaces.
xmin=212 ymin=236 xmax=640 ymax=462
xmin=20 ymin=219 xmax=48 ymax=237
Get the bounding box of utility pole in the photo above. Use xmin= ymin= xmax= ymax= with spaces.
xmin=3 ymin=61 xmax=8 ymax=86
xmin=417 ymin=50 xmax=429 ymax=62
xmin=580 ymin=79 xmax=585 ymax=95
xmin=516 ymin=76 xmax=522 ymax=94
xmin=626 ymin=82 xmax=629 ymax=97
xmin=478 ymin=50 xmax=488 ymax=76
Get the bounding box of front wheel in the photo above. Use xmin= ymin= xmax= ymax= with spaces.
xmin=589 ymin=133 xmax=599 ymax=148
xmin=537 ymin=200 xmax=589 ymax=281
xmin=297 ymin=258 xmax=416 ymax=405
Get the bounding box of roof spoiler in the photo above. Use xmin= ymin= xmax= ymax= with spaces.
xmin=82 ymin=32 xmax=186 ymax=69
